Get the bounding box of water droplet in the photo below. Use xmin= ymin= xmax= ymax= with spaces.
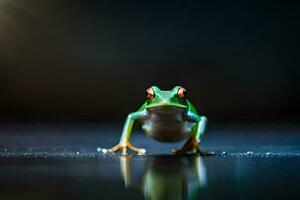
xmin=76 ymin=152 xmax=80 ymax=155
xmin=139 ymin=149 xmax=146 ymax=155
xmin=101 ymin=149 xmax=108 ymax=154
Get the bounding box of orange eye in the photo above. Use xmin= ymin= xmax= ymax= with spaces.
xmin=146 ymin=87 xmax=155 ymax=101
xmin=177 ymin=87 xmax=188 ymax=99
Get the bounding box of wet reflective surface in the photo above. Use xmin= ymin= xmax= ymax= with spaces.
xmin=0 ymin=122 xmax=299 ymax=199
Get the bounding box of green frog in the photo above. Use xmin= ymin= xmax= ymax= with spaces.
xmin=108 ymin=86 xmax=209 ymax=155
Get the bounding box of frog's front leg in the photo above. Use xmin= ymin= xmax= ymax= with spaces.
xmin=109 ymin=110 xmax=147 ymax=155
xmin=173 ymin=112 xmax=210 ymax=155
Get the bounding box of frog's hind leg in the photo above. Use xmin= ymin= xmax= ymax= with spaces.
xmin=173 ymin=137 xmax=214 ymax=155
xmin=173 ymin=116 xmax=214 ymax=155
xmin=172 ymin=136 xmax=200 ymax=155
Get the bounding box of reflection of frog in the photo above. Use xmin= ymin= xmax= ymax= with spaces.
xmin=120 ymin=155 xmax=207 ymax=200
xmin=108 ymin=86 xmax=211 ymax=155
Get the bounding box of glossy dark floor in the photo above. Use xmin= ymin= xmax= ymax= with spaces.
xmin=0 ymin=122 xmax=299 ymax=199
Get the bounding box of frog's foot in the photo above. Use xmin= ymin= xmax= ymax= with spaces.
xmin=172 ymin=137 xmax=214 ymax=156
xmin=109 ymin=141 xmax=146 ymax=155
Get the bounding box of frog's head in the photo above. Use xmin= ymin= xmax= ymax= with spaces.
xmin=145 ymin=86 xmax=188 ymax=109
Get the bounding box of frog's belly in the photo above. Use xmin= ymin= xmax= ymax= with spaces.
xmin=141 ymin=107 xmax=195 ymax=142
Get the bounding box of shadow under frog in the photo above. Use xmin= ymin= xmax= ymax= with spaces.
xmin=119 ymin=155 xmax=207 ymax=200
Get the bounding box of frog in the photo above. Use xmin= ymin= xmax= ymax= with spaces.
xmin=108 ymin=86 xmax=210 ymax=155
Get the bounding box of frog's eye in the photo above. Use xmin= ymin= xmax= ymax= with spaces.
xmin=146 ymin=87 xmax=155 ymax=101
xmin=177 ymin=87 xmax=188 ymax=99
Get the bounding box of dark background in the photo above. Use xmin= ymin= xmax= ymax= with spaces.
xmin=0 ymin=0 xmax=299 ymax=122
xmin=0 ymin=2 xmax=299 ymax=200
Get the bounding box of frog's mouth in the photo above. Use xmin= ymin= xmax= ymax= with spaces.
xmin=146 ymin=103 xmax=187 ymax=110
xmin=147 ymin=106 xmax=186 ymax=115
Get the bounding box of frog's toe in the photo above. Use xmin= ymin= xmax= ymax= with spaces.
xmin=172 ymin=137 xmax=213 ymax=156
xmin=172 ymin=148 xmax=186 ymax=155
xmin=137 ymin=148 xmax=146 ymax=155
xmin=108 ymin=142 xmax=146 ymax=155
xmin=107 ymin=143 xmax=124 ymax=154
xmin=127 ymin=143 xmax=146 ymax=155
xmin=107 ymin=148 xmax=117 ymax=154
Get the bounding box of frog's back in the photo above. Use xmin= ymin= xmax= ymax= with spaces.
xmin=140 ymin=107 xmax=196 ymax=142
